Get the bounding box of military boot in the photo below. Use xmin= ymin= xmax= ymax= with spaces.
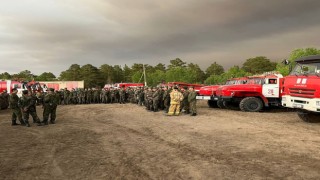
xmin=19 ymin=119 xmax=26 ymax=126
xmin=11 ymin=120 xmax=20 ymax=126
xmin=50 ymin=120 xmax=55 ymax=124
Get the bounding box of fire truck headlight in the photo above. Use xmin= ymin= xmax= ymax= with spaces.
xmin=316 ymin=101 xmax=320 ymax=106
xmin=281 ymin=97 xmax=286 ymax=102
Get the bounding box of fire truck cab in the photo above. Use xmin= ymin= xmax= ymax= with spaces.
xmin=281 ymin=55 xmax=320 ymax=122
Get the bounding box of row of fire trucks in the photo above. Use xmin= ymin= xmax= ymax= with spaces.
xmin=197 ymin=55 xmax=320 ymax=123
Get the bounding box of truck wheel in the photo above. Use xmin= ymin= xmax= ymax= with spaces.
xmin=297 ymin=111 xmax=320 ymax=123
xmin=207 ymin=100 xmax=218 ymax=108
xmin=239 ymin=97 xmax=263 ymax=112
xmin=217 ymin=100 xmax=226 ymax=109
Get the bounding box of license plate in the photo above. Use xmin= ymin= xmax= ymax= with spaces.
xmin=293 ymin=104 xmax=303 ymax=108
xmin=196 ymin=96 xmax=203 ymax=100
xmin=203 ymin=96 xmax=211 ymax=100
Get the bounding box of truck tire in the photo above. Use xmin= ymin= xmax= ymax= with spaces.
xmin=239 ymin=97 xmax=263 ymax=112
xmin=297 ymin=111 xmax=320 ymax=123
xmin=207 ymin=100 xmax=218 ymax=108
xmin=217 ymin=100 xmax=226 ymax=109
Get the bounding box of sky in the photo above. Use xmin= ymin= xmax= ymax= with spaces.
xmin=1 ymin=0 xmax=320 ymax=76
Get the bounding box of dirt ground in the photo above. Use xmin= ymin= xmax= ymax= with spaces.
xmin=0 ymin=101 xmax=320 ymax=180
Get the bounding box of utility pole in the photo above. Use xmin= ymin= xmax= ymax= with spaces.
xmin=143 ymin=64 xmax=147 ymax=86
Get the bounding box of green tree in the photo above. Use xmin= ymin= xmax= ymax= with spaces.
xmin=147 ymin=70 xmax=166 ymax=86
xmin=276 ymin=48 xmax=320 ymax=76
xmin=100 ymin=64 xmax=114 ymax=84
xmin=205 ymin=62 xmax=224 ymax=77
xmin=167 ymin=58 xmax=186 ymax=69
xmin=112 ymin=65 xmax=124 ymax=83
xmin=205 ymin=66 xmax=250 ymax=85
xmin=242 ymin=56 xmax=277 ymax=74
xmin=187 ymin=63 xmax=205 ymax=83
xmin=59 ymin=64 xmax=82 ymax=81
xmin=80 ymin=64 xmax=102 ymax=88
xmin=0 ymin=72 xmax=12 ymax=80
xmin=154 ymin=63 xmax=166 ymax=72
xmin=14 ymin=70 xmax=34 ymax=81
xmin=35 ymin=72 xmax=56 ymax=81
xmin=166 ymin=66 xmax=197 ymax=83
xmin=123 ymin=64 xmax=132 ymax=82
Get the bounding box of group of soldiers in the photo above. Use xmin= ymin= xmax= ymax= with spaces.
xmin=141 ymin=85 xmax=197 ymax=116
xmin=9 ymin=88 xmax=58 ymax=127
xmin=49 ymin=85 xmax=197 ymax=116
xmin=6 ymin=84 xmax=197 ymax=127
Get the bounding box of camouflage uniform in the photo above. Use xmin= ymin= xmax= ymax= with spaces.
xmin=152 ymin=88 xmax=160 ymax=112
xmin=181 ymin=89 xmax=190 ymax=114
xmin=146 ymin=88 xmax=154 ymax=111
xmin=188 ymin=88 xmax=197 ymax=116
xmin=119 ymin=88 xmax=126 ymax=104
xmin=19 ymin=93 xmax=37 ymax=127
xmin=9 ymin=92 xmax=24 ymax=125
xmin=42 ymin=89 xmax=58 ymax=125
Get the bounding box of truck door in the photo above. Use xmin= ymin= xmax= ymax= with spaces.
xmin=262 ymin=78 xmax=280 ymax=98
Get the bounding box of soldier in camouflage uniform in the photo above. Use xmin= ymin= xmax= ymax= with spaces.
xmin=138 ymin=87 xmax=144 ymax=106
xmin=119 ymin=86 xmax=126 ymax=104
xmin=28 ymin=91 xmax=42 ymax=125
xmin=146 ymin=87 xmax=154 ymax=111
xmin=180 ymin=87 xmax=190 ymax=114
xmin=188 ymin=86 xmax=197 ymax=116
xmin=152 ymin=87 xmax=160 ymax=112
xmin=42 ymin=88 xmax=58 ymax=125
xmin=63 ymin=88 xmax=70 ymax=105
xmin=163 ymin=86 xmax=171 ymax=113
xmin=9 ymin=88 xmax=25 ymax=126
xmin=19 ymin=90 xmax=34 ymax=127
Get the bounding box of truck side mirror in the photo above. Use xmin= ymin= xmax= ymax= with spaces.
xmin=282 ymin=59 xmax=290 ymax=65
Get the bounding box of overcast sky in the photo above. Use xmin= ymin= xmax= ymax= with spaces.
xmin=1 ymin=0 xmax=320 ymax=76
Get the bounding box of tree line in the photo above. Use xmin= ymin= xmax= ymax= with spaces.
xmin=1 ymin=48 xmax=319 ymax=88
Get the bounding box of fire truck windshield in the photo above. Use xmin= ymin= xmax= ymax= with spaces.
xmin=291 ymin=62 xmax=320 ymax=75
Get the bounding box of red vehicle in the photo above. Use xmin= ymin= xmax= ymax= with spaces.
xmin=109 ymin=83 xmax=144 ymax=89
xmin=281 ymin=55 xmax=320 ymax=122
xmin=197 ymin=77 xmax=248 ymax=108
xmin=0 ymin=80 xmax=29 ymax=97
xmin=166 ymin=82 xmax=204 ymax=94
xmin=216 ymin=72 xmax=284 ymax=112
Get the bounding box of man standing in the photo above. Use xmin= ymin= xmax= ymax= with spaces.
xmin=28 ymin=91 xmax=42 ymax=126
xmin=188 ymin=86 xmax=197 ymax=116
xmin=167 ymin=86 xmax=183 ymax=116
xmin=180 ymin=86 xmax=190 ymax=114
xmin=119 ymin=86 xmax=126 ymax=104
xmin=152 ymin=87 xmax=160 ymax=112
xmin=42 ymin=88 xmax=57 ymax=125
xmin=19 ymin=90 xmax=32 ymax=127
xmin=9 ymin=88 xmax=25 ymax=126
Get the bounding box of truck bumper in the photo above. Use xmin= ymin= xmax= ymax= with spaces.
xmin=281 ymin=95 xmax=320 ymax=113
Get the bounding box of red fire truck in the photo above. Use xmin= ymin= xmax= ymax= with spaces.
xmin=281 ymin=55 xmax=320 ymax=122
xmin=216 ymin=72 xmax=284 ymax=111
xmin=196 ymin=77 xmax=248 ymax=108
